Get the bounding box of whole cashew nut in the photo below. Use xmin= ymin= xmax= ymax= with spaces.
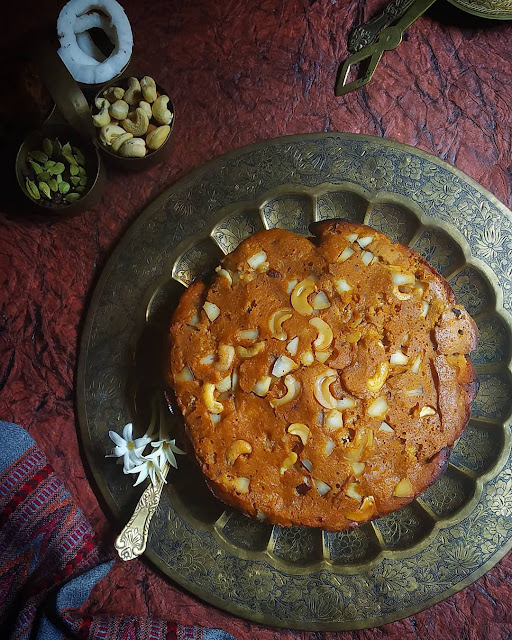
xmin=121 ymin=108 xmax=149 ymax=136
xmin=152 ymin=95 xmax=173 ymax=125
xmin=268 ymin=308 xmax=293 ymax=340
xmin=215 ymin=344 xmax=235 ymax=371
xmin=287 ymin=423 xmax=310 ymax=445
xmin=236 ymin=342 xmax=265 ymax=358
xmin=99 ymin=124 xmax=126 ymax=145
xmin=140 ymin=76 xmax=157 ymax=103
xmin=202 ymin=382 xmax=223 ymax=414
xmin=146 ymin=125 xmax=170 ymax=150
xmin=366 ymin=361 xmax=389 ymax=392
xmin=111 ymin=132 xmax=133 ymax=153
xmin=280 ymin=452 xmax=298 ymax=475
xmin=138 ymin=101 xmax=153 ymax=119
xmin=226 ymin=440 xmax=252 ymax=465
xmin=118 ymin=138 xmax=147 ymax=158
xmin=109 ymin=99 xmax=129 ymax=121
xmin=270 ymin=374 xmax=300 ymax=408
xmin=313 ymin=369 xmax=338 ymax=409
xmin=103 ymin=86 xmax=125 ymax=102
xmin=124 ymin=77 xmax=142 ymax=105
xmin=92 ymin=98 xmax=111 ymax=127
xmin=309 ymin=317 xmax=333 ymax=351
xmin=291 ymin=278 xmax=316 ymax=315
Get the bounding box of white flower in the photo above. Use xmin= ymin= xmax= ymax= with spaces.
xmin=151 ymin=438 xmax=186 ymax=469
xmin=130 ymin=451 xmax=167 ymax=487
xmin=107 ymin=423 xmax=152 ymax=473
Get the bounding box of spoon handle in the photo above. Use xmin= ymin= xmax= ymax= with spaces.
xmin=348 ymin=0 xmax=415 ymax=53
xmin=115 ymin=462 xmax=169 ymax=561
xmin=336 ymin=0 xmax=437 ymax=96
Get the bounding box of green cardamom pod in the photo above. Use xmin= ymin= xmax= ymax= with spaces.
xmin=56 ymin=174 xmax=63 ymax=183
xmin=44 ymin=160 xmax=56 ymax=168
xmin=64 ymin=192 xmax=81 ymax=203
xmin=59 ymin=181 xmax=70 ymax=194
xmin=29 ymin=150 xmax=48 ymax=163
xmin=61 ymin=142 xmax=77 ymax=165
xmin=42 ymin=138 xmax=53 ymax=157
xmin=79 ymin=176 xmax=88 ymax=186
xmin=50 ymin=162 xmax=65 ymax=175
xmin=52 ymin=138 xmax=62 ymax=159
xmin=28 ymin=160 xmax=42 ymax=175
xmin=49 ymin=179 xmax=58 ymax=192
xmin=26 ymin=178 xmax=40 ymax=200
xmin=37 ymin=170 xmax=51 ymax=182
xmin=73 ymin=147 xmax=86 ymax=166
xmin=70 ymin=176 xmax=80 ymax=186
xmin=75 ymin=185 xmax=85 ymax=193
xmin=39 ymin=182 xmax=51 ymax=199
xmin=70 ymin=164 xmax=79 ymax=176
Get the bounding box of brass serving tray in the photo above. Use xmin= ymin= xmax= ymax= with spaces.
xmin=77 ymin=133 xmax=512 ymax=631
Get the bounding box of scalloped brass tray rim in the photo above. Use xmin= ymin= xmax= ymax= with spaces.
xmin=77 ymin=132 xmax=512 ymax=631
xmin=139 ymin=545 xmax=512 ymax=632
xmin=195 ymin=451 xmax=512 ymax=576
xmin=170 ymin=178 xmax=508 ymax=314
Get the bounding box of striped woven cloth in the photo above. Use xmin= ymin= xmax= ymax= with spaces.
xmin=0 ymin=421 xmax=235 ymax=640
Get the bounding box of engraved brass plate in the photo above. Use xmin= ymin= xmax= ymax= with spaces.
xmin=447 ymin=0 xmax=512 ymax=19
xmin=77 ymin=133 xmax=512 ymax=630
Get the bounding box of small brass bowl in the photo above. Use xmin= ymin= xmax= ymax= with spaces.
xmin=93 ymin=76 xmax=175 ymax=171
xmin=16 ymin=122 xmax=106 ymax=217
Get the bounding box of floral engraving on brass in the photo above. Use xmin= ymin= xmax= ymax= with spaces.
xmin=447 ymin=0 xmax=512 ymax=19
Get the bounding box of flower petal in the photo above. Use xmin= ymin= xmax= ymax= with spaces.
xmin=132 ymin=465 xmax=149 ymax=487
xmin=133 ymin=435 xmax=151 ymax=449
xmin=123 ymin=452 xmax=137 ymax=473
xmin=122 ymin=423 xmax=134 ymax=441
xmin=113 ymin=444 xmax=127 ymax=457
xmin=132 ymin=444 xmax=148 ymax=458
xmin=109 ymin=430 xmax=125 ymax=446
xmin=153 ymin=462 xmax=167 ymax=484
xmin=128 ymin=452 xmax=146 ymax=469
xmin=170 ymin=440 xmax=186 ymax=456
xmin=165 ymin=448 xmax=178 ymax=469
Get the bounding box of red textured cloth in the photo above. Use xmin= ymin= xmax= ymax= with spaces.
xmin=1 ymin=0 xmax=512 ymax=638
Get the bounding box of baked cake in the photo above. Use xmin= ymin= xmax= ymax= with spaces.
xmin=168 ymin=221 xmax=478 ymax=531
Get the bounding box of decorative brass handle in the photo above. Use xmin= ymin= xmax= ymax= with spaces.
xmin=348 ymin=0 xmax=416 ymax=53
xmin=115 ymin=462 xmax=169 ymax=561
xmin=335 ymin=0 xmax=438 ymax=96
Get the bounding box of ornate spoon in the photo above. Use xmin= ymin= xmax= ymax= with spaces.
xmin=115 ymin=461 xmax=170 ymax=560
xmin=336 ymin=0 xmax=438 ymax=96
xmin=348 ymin=0 xmax=416 ymax=53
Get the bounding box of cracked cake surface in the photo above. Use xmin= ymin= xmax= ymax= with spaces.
xmin=168 ymin=221 xmax=478 ymax=531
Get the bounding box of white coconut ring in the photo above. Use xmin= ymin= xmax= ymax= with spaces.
xmin=74 ymin=12 xmax=116 ymax=37
xmin=57 ymin=0 xmax=133 ymax=85
xmin=75 ymin=32 xmax=105 ymax=63
xmin=74 ymin=13 xmax=117 ymax=63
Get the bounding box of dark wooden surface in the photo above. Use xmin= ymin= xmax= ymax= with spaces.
xmin=1 ymin=0 xmax=512 ymax=637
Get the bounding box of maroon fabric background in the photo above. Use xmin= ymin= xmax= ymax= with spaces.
xmin=1 ymin=0 xmax=512 ymax=637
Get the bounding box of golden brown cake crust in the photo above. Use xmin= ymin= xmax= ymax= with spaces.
xmin=169 ymin=221 xmax=478 ymax=531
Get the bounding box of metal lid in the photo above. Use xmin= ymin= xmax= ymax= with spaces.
xmin=33 ymin=40 xmax=95 ymax=141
